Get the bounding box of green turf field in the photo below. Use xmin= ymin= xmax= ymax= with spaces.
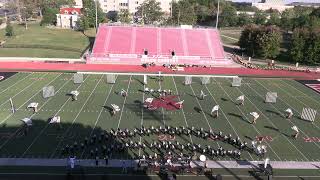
xmin=0 ymin=72 xmax=319 ymax=163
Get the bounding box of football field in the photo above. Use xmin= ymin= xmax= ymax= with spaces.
xmin=0 ymin=72 xmax=319 ymax=163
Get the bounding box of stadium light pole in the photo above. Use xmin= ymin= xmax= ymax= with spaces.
xmin=215 ymin=0 xmax=220 ymax=29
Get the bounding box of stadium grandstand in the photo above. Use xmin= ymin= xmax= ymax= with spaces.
xmin=88 ymin=24 xmax=235 ymax=66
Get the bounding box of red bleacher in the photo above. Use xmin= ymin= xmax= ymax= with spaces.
xmin=89 ymin=24 xmax=232 ymax=66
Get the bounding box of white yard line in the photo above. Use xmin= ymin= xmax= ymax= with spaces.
xmin=138 ymin=82 xmax=145 ymax=157
xmin=188 ymin=83 xmax=224 ymax=153
xmin=49 ymin=75 xmax=103 ymax=158
xmin=21 ymin=75 xmax=92 ymax=157
xmin=116 ymin=75 xmax=133 ymax=130
xmin=158 ymin=77 xmax=166 ymax=126
xmin=0 ymin=73 xmax=65 ymax=149
xmin=0 ymin=73 xmax=48 ymax=110
xmin=203 ymin=80 xmax=254 ymax=160
xmin=254 ymin=79 xmax=320 ymax=149
xmin=171 ymin=76 xmax=193 ymax=144
xmin=79 ymin=72 xmax=238 ymax=78
xmin=188 ymin=85 xmax=213 ymax=131
xmin=281 ymin=79 xmax=320 ymax=107
xmin=235 ymin=79 xmax=310 ymax=161
xmin=209 ymin=78 xmax=279 ymax=161
xmin=0 ymin=73 xmax=53 ymax=125
xmin=80 ymin=76 xmax=118 ymax=158
xmin=0 ymin=73 xmax=32 ymax=95
xmin=277 ymin=80 xmax=320 ymax=129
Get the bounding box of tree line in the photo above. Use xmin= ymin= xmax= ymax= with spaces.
xmin=239 ymin=7 xmax=320 ymax=65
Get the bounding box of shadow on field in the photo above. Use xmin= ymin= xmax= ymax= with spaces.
xmin=0 ymin=118 xmax=199 ymax=180
xmin=0 ymin=118 xmax=266 ymax=180
xmin=264 ymin=126 xmax=279 ymax=132
xmin=265 ymin=110 xmax=282 ymax=118
xmin=228 ymin=113 xmax=251 ymax=124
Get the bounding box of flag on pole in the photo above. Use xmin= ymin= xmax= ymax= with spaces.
xmin=211 ymin=105 xmax=219 ymax=118
xmin=285 ymin=108 xmax=293 ymax=118
xmin=21 ymin=118 xmax=32 ymax=126
xmin=211 ymin=105 xmax=219 ymax=113
xmin=264 ymin=158 xmax=270 ymax=169
xmin=143 ymin=75 xmax=147 ymax=85
xmin=236 ymin=95 xmax=244 ymax=101
xmin=250 ymin=112 xmax=259 ymax=119
xmin=200 ymin=90 xmax=207 ymax=99
xmin=50 ymin=116 xmax=61 ymax=124
xmin=285 ymin=108 xmax=292 ymax=114
xmin=176 ymin=100 xmax=184 ymax=105
xmin=111 ymin=104 xmax=120 ymax=112
xmin=9 ymin=98 xmax=15 ymax=113
xmin=291 ymin=125 xmax=299 ymax=133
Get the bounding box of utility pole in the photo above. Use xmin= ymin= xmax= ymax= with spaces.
xmin=170 ymin=0 xmax=173 ymax=18
xmin=178 ymin=9 xmax=180 ymax=25
xmin=215 ymin=0 xmax=220 ymax=29
xmin=95 ymin=0 xmax=98 ymax=33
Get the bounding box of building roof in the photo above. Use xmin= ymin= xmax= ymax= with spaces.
xmin=59 ymin=8 xmax=82 ymax=15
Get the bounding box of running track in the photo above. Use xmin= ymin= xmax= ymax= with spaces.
xmin=0 ymin=61 xmax=319 ymax=79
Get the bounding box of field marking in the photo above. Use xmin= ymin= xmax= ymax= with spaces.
xmin=49 ymin=75 xmax=103 ymax=158
xmin=138 ymin=80 xmax=145 ymax=157
xmin=237 ymin=79 xmax=309 ymax=161
xmin=0 ymin=73 xmax=65 ymax=149
xmin=0 ymin=73 xmax=32 ymax=98
xmin=158 ymin=77 xmax=166 ymax=126
xmin=21 ymin=75 xmax=91 ymax=157
xmin=0 ymin=73 xmax=49 ymax=111
xmin=80 ymin=76 xmax=118 ymax=158
xmin=0 ymin=73 xmax=52 ymax=125
xmin=204 ymin=81 xmax=255 ymax=161
xmin=188 ymin=85 xmax=213 ymax=131
xmin=281 ymin=80 xmax=320 ymax=107
xmin=278 ymin=80 xmax=320 ymax=128
xmin=188 ymin=83 xmax=223 ymax=152
xmin=171 ymin=76 xmax=193 ymax=144
xmin=254 ymin=79 xmax=320 ymax=150
xmin=79 ymin=72 xmax=238 ymax=78
xmin=116 ymin=75 xmax=133 ymax=131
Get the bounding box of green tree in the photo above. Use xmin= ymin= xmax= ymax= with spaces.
xmin=136 ymin=0 xmax=164 ymax=24
xmin=239 ymin=24 xmax=260 ymax=57
xmin=82 ymin=0 xmax=105 ymax=28
xmin=237 ymin=13 xmax=252 ymax=26
xmin=5 ymin=21 xmax=14 ymax=37
xmin=267 ymin=12 xmax=281 ymax=26
xmin=304 ymin=31 xmax=320 ymax=64
xmin=176 ymin=0 xmax=197 ymax=25
xmin=253 ymin=10 xmax=267 ymax=25
xmin=239 ymin=25 xmax=281 ymax=59
xmin=219 ymin=4 xmax=237 ymax=27
xmin=289 ymin=28 xmax=307 ymax=63
xmin=310 ymin=7 xmax=320 ymax=18
xmin=76 ymin=15 xmax=90 ymax=32
xmin=258 ymin=26 xmax=282 ymax=59
xmin=118 ymin=9 xmax=131 ymax=23
xmin=40 ymin=7 xmax=59 ymax=25
xmin=280 ymin=9 xmax=295 ymax=32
